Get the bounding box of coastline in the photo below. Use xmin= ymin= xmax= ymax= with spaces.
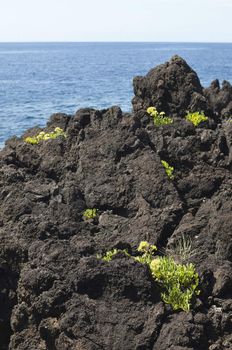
xmin=0 ymin=56 xmax=232 ymax=349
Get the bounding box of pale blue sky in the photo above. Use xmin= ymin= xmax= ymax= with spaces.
xmin=0 ymin=0 xmax=231 ymax=42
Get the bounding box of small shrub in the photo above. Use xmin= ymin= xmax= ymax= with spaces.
xmin=161 ymin=160 xmax=174 ymax=179
xmin=25 ymin=127 xmax=66 ymax=145
xmin=135 ymin=241 xmax=157 ymax=264
xmin=185 ymin=112 xmax=208 ymax=127
xmin=150 ymin=256 xmax=199 ymax=311
xmin=83 ymin=208 xmax=98 ymax=220
xmin=97 ymin=241 xmax=200 ymax=312
xmin=24 ymin=136 xmax=39 ymax=145
xmin=147 ymin=107 xmax=173 ymax=126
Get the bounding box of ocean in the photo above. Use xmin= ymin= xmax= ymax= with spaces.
xmin=0 ymin=42 xmax=232 ymax=148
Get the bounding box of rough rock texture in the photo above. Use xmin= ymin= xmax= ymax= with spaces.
xmin=0 ymin=56 xmax=232 ymax=349
xmin=132 ymin=55 xmax=232 ymax=122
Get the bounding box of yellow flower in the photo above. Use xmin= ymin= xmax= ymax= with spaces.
xmin=54 ymin=127 xmax=63 ymax=133
xmin=43 ymin=134 xmax=51 ymax=140
xmin=150 ymin=258 xmax=161 ymax=271
xmin=25 ymin=137 xmax=38 ymax=145
xmin=186 ymin=112 xmax=208 ymax=127
xmin=24 ymin=127 xmax=67 ymax=145
xmin=138 ymin=241 xmax=150 ymax=252
xmin=147 ymin=107 xmax=156 ymax=115
xmin=146 ymin=106 xmax=173 ymax=126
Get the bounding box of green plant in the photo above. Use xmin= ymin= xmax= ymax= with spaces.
xmin=98 ymin=241 xmax=200 ymax=312
xmin=97 ymin=248 xmax=119 ymax=262
xmin=185 ymin=112 xmax=208 ymax=127
xmin=25 ymin=127 xmax=66 ymax=144
xmin=150 ymin=256 xmax=199 ymax=311
xmin=97 ymin=248 xmax=129 ymax=262
xmin=147 ymin=107 xmax=173 ymax=126
xmin=161 ymin=160 xmax=174 ymax=179
xmin=166 ymin=235 xmax=197 ymax=264
xmin=134 ymin=241 xmax=157 ymax=264
xmin=83 ymin=208 xmax=98 ymax=220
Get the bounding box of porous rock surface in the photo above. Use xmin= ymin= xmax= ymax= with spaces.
xmin=0 ymin=56 xmax=232 ymax=349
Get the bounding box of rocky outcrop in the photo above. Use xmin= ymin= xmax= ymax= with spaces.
xmin=132 ymin=55 xmax=206 ymax=118
xmin=0 ymin=56 xmax=232 ymax=349
xmin=132 ymin=55 xmax=232 ymax=122
xmin=204 ymin=79 xmax=232 ymax=117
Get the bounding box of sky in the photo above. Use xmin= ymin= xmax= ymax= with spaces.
xmin=0 ymin=0 xmax=231 ymax=42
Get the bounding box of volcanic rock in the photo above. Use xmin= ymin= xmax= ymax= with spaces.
xmin=0 ymin=56 xmax=232 ymax=349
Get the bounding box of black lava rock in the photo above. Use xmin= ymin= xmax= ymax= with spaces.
xmin=0 ymin=56 xmax=232 ymax=350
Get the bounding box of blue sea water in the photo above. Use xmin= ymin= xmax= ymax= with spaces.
xmin=0 ymin=42 xmax=232 ymax=148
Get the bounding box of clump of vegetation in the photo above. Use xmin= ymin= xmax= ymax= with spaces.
xmin=147 ymin=107 xmax=173 ymax=126
xmin=161 ymin=160 xmax=174 ymax=179
xmin=185 ymin=111 xmax=208 ymax=127
xmin=97 ymin=248 xmax=129 ymax=262
xmin=150 ymin=256 xmax=199 ymax=311
xmin=134 ymin=241 xmax=157 ymax=264
xmin=98 ymin=241 xmax=199 ymax=312
xmin=166 ymin=235 xmax=197 ymax=264
xmin=97 ymin=248 xmax=119 ymax=262
xmin=83 ymin=208 xmax=98 ymax=220
xmin=25 ymin=127 xmax=66 ymax=144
